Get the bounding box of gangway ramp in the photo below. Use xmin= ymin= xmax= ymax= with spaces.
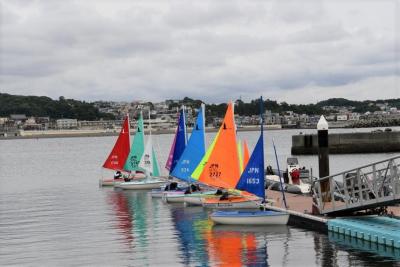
xmin=313 ymin=156 xmax=400 ymax=216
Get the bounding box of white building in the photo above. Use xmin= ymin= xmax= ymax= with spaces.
xmin=56 ymin=119 xmax=78 ymax=129
xmin=336 ymin=115 xmax=348 ymax=121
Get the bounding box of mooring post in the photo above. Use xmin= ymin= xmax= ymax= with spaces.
xmin=317 ymin=115 xmax=331 ymax=202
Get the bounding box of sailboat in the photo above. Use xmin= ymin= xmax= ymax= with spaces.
xmin=99 ymin=115 xmax=131 ymax=186
xmin=116 ymin=111 xmax=166 ymax=190
xmin=150 ymin=107 xmax=188 ymax=198
xmin=210 ymin=97 xmax=289 ymax=225
xmin=121 ymin=112 xmax=146 ymax=178
xmin=162 ymin=104 xmax=217 ymax=203
xmin=183 ymin=138 xmax=250 ymax=206
xmin=166 ymin=106 xmax=188 ymax=174
xmin=186 ymin=102 xmax=260 ymax=209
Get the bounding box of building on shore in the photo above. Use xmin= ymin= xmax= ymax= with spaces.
xmin=56 ymin=119 xmax=78 ymax=129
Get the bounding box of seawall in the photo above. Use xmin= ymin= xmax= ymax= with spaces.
xmin=292 ymin=131 xmax=400 ymax=154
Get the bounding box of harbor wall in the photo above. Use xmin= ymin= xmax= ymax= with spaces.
xmin=292 ymin=131 xmax=400 ymax=154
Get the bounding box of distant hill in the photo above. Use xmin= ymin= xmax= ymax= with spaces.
xmin=169 ymin=97 xmax=400 ymax=117
xmin=316 ymin=98 xmax=400 ymax=113
xmin=0 ymin=93 xmax=115 ymax=120
xmin=1 ymin=92 xmax=398 ymax=120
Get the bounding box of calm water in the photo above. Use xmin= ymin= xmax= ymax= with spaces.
xmin=1 ymin=128 xmax=400 ymax=266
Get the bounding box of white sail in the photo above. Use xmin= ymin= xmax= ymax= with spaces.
xmin=139 ymin=134 xmax=154 ymax=175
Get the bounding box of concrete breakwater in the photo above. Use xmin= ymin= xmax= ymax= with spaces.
xmin=292 ymin=131 xmax=400 ymax=154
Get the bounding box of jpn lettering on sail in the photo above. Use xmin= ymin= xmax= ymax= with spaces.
xmin=236 ymin=120 xmax=265 ymax=199
xmin=139 ymin=133 xmax=154 ymax=175
xmin=171 ymin=104 xmax=206 ymax=183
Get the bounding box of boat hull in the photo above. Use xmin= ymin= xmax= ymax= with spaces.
xmin=202 ymin=196 xmax=261 ymax=209
xmin=165 ymin=191 xmax=217 ymax=204
xmin=184 ymin=192 xmax=218 ymax=206
xmin=162 ymin=192 xmax=186 ymax=203
xmin=210 ymin=210 xmax=289 ymax=225
xmin=99 ymin=178 xmax=124 ymax=186
xmin=116 ymin=180 xmax=166 ymax=190
xmin=184 ymin=196 xmax=204 ymax=206
xmin=99 ymin=172 xmax=149 ymax=187
xmin=150 ymin=190 xmax=165 ymax=198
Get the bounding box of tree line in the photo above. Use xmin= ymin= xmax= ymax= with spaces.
xmin=169 ymin=97 xmax=400 ymax=117
xmin=1 ymin=92 xmax=398 ymax=120
xmin=0 ymin=93 xmax=115 ymax=120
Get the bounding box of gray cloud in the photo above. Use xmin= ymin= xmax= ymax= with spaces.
xmin=0 ymin=0 xmax=398 ymax=104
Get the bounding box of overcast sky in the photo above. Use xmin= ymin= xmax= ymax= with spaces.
xmin=1 ymin=0 xmax=399 ymax=104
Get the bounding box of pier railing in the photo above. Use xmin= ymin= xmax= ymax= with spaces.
xmin=312 ymin=155 xmax=400 ymax=216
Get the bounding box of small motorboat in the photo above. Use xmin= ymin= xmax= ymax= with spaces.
xmin=210 ymin=210 xmax=289 ymax=225
xmin=115 ymin=178 xmax=166 ymax=190
xmin=265 ymin=157 xmax=311 ymax=194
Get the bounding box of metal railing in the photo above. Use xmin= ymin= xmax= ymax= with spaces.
xmin=312 ymin=155 xmax=400 ymax=215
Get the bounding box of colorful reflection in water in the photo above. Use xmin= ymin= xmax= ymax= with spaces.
xmin=105 ymin=190 xmax=400 ymax=266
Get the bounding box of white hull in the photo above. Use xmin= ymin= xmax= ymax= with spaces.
xmin=165 ymin=191 xmax=217 ymax=204
xmin=162 ymin=192 xmax=186 ymax=203
xmin=184 ymin=196 xmax=204 ymax=206
xmin=99 ymin=178 xmax=124 ymax=186
xmin=115 ymin=180 xmax=166 ymax=190
xmin=211 ymin=213 xmax=289 ymax=225
xmin=150 ymin=190 xmax=165 ymax=198
xmin=184 ymin=192 xmax=217 ymax=206
xmin=202 ymin=200 xmax=260 ymax=209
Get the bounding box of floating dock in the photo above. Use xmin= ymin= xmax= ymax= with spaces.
xmin=329 ymin=231 xmax=400 ymax=260
xmin=328 ymin=216 xmax=400 ymax=248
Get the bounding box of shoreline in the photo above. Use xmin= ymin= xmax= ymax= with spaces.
xmin=0 ymin=125 xmax=283 ymax=140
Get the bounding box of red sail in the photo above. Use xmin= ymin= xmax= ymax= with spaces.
xmin=102 ymin=116 xmax=130 ymax=170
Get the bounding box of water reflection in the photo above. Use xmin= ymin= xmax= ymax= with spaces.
xmin=104 ymin=190 xmax=400 ymax=266
xmin=106 ymin=190 xmax=151 ymax=249
xmin=106 ymin=190 xmax=133 ymax=248
xmin=329 ymin=231 xmax=400 ymax=263
xmin=170 ymin=206 xmax=211 ymax=266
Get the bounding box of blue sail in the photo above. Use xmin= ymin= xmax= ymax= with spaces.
xmin=235 ymin=132 xmax=265 ymax=199
xmin=170 ymin=108 xmax=188 ymax=173
xmin=171 ymin=104 xmax=206 ymax=182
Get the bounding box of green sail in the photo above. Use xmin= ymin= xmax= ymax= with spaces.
xmin=191 ymin=130 xmax=221 ymax=180
xmin=152 ymin=148 xmax=160 ymax=177
xmin=123 ymin=113 xmax=145 ymax=171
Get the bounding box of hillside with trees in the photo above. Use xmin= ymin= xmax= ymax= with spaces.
xmin=0 ymin=93 xmax=115 ymax=120
xmin=168 ymin=96 xmax=399 ymax=118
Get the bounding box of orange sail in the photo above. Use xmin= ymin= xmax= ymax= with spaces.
xmin=242 ymin=140 xmax=250 ymax=169
xmin=196 ymin=102 xmax=240 ymax=189
xmin=102 ymin=115 xmax=130 ymax=170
